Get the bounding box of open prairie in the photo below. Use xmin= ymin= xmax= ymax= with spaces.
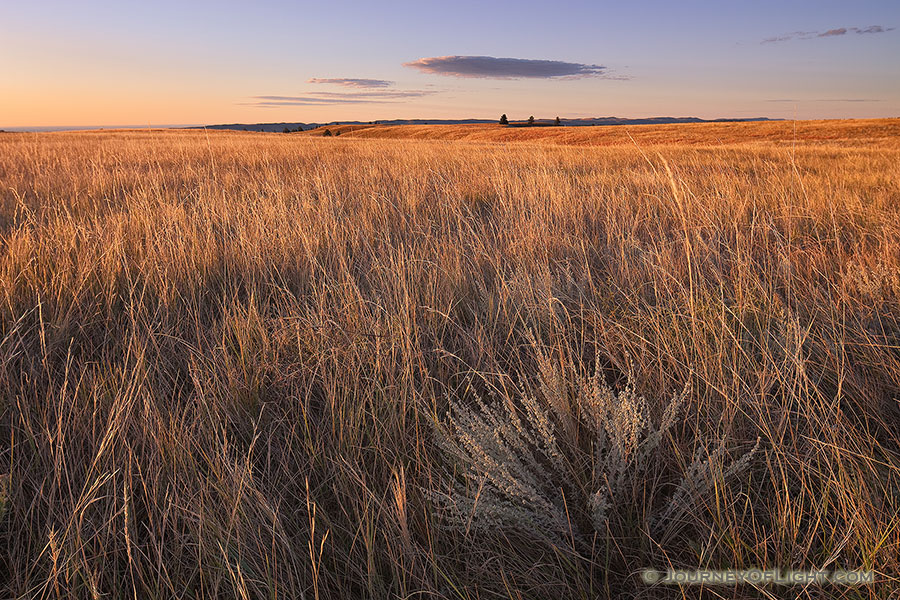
xmin=303 ymin=117 xmax=900 ymax=147
xmin=1 ymin=121 xmax=899 ymax=598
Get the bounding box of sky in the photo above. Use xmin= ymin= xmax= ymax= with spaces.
xmin=2 ymin=0 xmax=899 ymax=128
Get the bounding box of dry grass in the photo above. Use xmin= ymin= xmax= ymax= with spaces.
xmin=1 ymin=124 xmax=899 ymax=598
xmin=302 ymin=117 xmax=900 ymax=148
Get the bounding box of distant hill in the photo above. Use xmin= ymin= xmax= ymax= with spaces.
xmin=197 ymin=119 xmax=496 ymax=133
xmin=196 ymin=116 xmax=779 ymax=133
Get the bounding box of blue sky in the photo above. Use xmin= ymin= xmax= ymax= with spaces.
xmin=2 ymin=0 xmax=898 ymax=126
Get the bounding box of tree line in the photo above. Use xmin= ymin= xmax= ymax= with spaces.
xmin=499 ymin=114 xmax=562 ymax=126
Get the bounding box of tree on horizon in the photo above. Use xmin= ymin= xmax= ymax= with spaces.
xmin=527 ymin=115 xmax=535 ymax=126
xmin=499 ymin=114 xmax=508 ymax=125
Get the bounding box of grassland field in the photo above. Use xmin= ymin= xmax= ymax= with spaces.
xmin=1 ymin=119 xmax=899 ymax=599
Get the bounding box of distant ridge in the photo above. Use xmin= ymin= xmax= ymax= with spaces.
xmin=197 ymin=116 xmax=780 ymax=133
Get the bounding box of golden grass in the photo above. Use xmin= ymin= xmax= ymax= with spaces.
xmin=302 ymin=117 xmax=900 ymax=148
xmin=1 ymin=125 xmax=899 ymax=598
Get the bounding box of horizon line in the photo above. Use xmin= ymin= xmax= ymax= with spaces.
xmin=6 ymin=115 xmax=900 ymax=133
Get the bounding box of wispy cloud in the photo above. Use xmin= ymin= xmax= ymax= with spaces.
xmin=762 ymin=31 xmax=816 ymax=43
xmin=766 ymin=98 xmax=882 ymax=103
xmin=301 ymin=90 xmax=432 ymax=99
xmin=762 ymin=25 xmax=894 ymax=43
xmin=243 ymin=88 xmax=436 ymax=107
xmin=307 ymin=78 xmax=394 ymax=88
xmin=403 ymin=55 xmax=609 ymax=79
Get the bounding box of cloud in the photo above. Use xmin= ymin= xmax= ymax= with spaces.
xmin=766 ymin=98 xmax=882 ymax=103
xmin=243 ymin=88 xmax=436 ymax=107
xmin=761 ymin=31 xmax=816 ymax=43
xmin=762 ymin=25 xmax=894 ymax=43
xmin=301 ymin=90 xmax=432 ymax=99
xmin=307 ymin=78 xmax=394 ymax=88
xmin=857 ymin=25 xmax=891 ymax=34
xmin=403 ymin=55 xmax=608 ymax=79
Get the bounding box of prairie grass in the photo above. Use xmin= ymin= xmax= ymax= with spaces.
xmin=304 ymin=117 xmax=900 ymax=148
xmin=0 ymin=125 xmax=899 ymax=598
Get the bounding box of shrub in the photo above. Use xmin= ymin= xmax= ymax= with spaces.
xmin=499 ymin=114 xmax=509 ymax=125
xmin=429 ymin=338 xmax=760 ymax=548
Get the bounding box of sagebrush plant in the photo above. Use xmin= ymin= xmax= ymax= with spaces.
xmin=430 ymin=339 xmax=760 ymax=548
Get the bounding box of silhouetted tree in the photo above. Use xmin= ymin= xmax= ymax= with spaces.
xmin=527 ymin=115 xmax=535 ymax=126
xmin=555 ymin=116 xmax=561 ymax=126
xmin=283 ymin=127 xmax=291 ymax=134
xmin=499 ymin=114 xmax=509 ymax=125
xmin=323 ymin=129 xmax=332 ymax=137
